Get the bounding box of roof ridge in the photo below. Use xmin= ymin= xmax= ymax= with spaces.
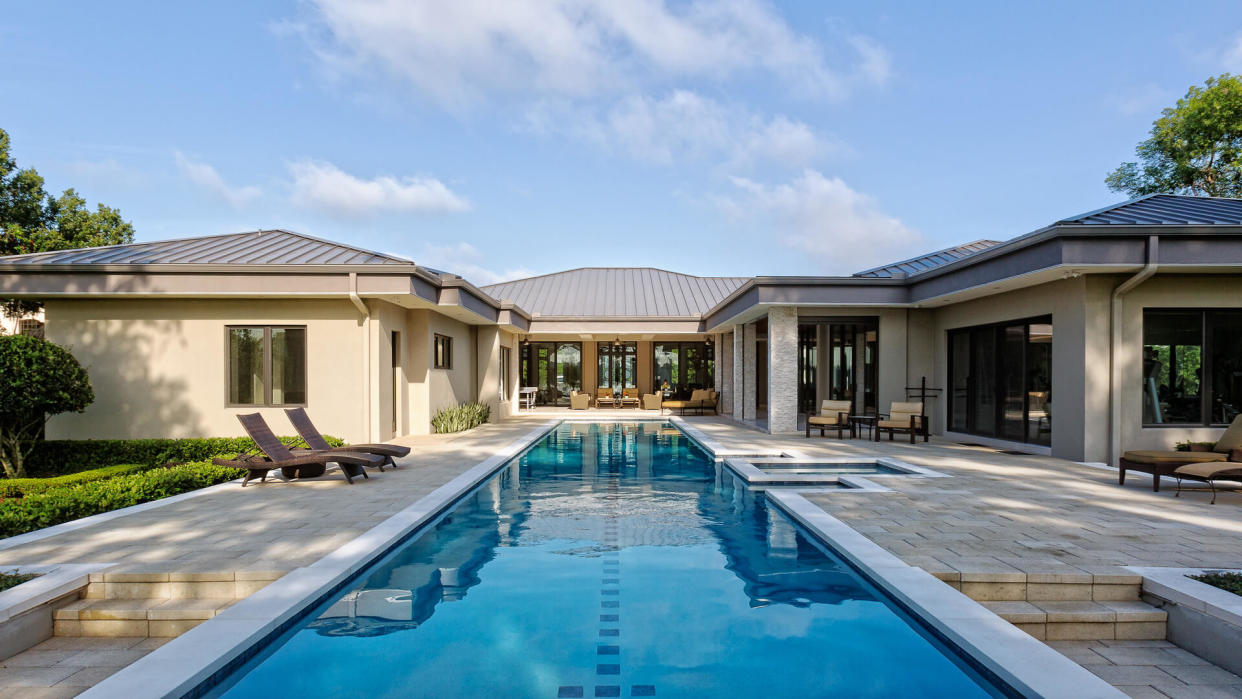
xmin=481 ymin=266 xmax=748 ymax=289
xmin=0 ymin=230 xmax=253 ymax=261
xmin=852 ymin=239 xmax=1002 ymax=277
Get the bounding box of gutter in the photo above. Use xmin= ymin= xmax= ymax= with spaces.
xmin=1109 ymin=236 xmax=1158 ymax=467
xmin=349 ymin=272 xmax=373 ymax=442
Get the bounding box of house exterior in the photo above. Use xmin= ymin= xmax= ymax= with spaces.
xmin=2 ymin=194 xmax=1241 ymax=466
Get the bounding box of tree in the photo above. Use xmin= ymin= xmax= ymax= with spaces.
xmin=1 ymin=127 xmax=135 ymax=315
xmin=0 ymin=335 xmax=94 ymax=478
xmin=1106 ymin=74 xmax=1242 ymax=198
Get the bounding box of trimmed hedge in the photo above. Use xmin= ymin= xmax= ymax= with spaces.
xmin=0 ymin=463 xmax=159 ymax=499
xmin=0 ymin=570 xmax=39 ymax=593
xmin=1191 ymin=572 xmax=1242 ymax=597
xmin=0 ymin=461 xmax=245 ymax=538
xmin=24 ymin=435 xmax=345 ymax=476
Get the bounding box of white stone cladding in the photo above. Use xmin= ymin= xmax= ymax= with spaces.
xmin=767 ymin=307 xmax=798 ymax=433
xmin=742 ymin=323 xmax=757 ymax=421
xmin=719 ymin=332 xmax=733 ymax=414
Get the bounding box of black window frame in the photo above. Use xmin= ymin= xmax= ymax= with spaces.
xmin=434 ymin=334 xmax=453 ymax=370
xmin=946 ymin=315 xmax=1052 ymax=446
xmin=499 ymin=346 xmax=511 ymax=401
xmin=225 ymin=325 xmax=308 ymax=407
xmin=1142 ymin=308 xmax=1242 ymax=427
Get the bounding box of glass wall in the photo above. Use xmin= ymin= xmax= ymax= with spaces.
xmin=1143 ymin=310 xmax=1242 ymax=425
xmin=521 ymin=342 xmax=582 ymax=406
xmin=947 ymin=316 xmax=1052 ymax=446
xmin=597 ymin=342 xmax=637 ymax=391
xmin=795 ymin=320 xmax=879 ymax=417
xmin=653 ymin=342 xmax=714 ymax=398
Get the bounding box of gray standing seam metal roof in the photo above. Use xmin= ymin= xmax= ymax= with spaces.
xmin=1057 ymin=193 xmax=1242 ymax=225
xmin=0 ymin=230 xmax=416 ymax=266
xmin=482 ymin=268 xmax=750 ymax=317
xmin=852 ymin=240 xmax=1002 ymax=278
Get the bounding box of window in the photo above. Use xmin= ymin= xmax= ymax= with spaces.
xmin=227 ymin=326 xmax=306 ymax=406
xmin=653 ymin=341 xmax=714 ymax=398
xmin=434 ymin=334 xmax=453 ymax=370
xmin=1143 ymin=310 xmax=1242 ymax=425
xmin=499 ymin=346 xmax=511 ymax=401
xmin=947 ymin=316 xmax=1052 ymax=446
xmin=597 ymin=342 xmax=637 ymax=390
xmin=18 ymin=319 xmax=44 ymax=339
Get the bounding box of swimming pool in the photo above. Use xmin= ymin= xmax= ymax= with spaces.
xmin=211 ymin=422 xmax=1007 ymax=698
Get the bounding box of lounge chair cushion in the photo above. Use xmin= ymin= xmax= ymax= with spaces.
xmin=879 ymin=413 xmax=923 ymax=429
xmin=1122 ymin=450 xmax=1227 ymax=465
xmin=1174 ymin=461 xmax=1242 ymax=479
xmin=807 ymin=415 xmax=841 ymax=426
xmin=1213 ymin=415 xmax=1242 ymax=453
xmin=819 ymin=400 xmax=852 ymax=416
xmin=662 ymin=400 xmax=692 ymax=409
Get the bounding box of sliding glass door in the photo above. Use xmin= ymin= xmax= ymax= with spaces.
xmin=521 ymin=342 xmax=582 ymax=406
xmin=653 ymin=342 xmax=714 ymax=398
xmin=796 ymin=319 xmax=879 ymax=417
xmin=948 ymin=317 xmax=1052 ymax=446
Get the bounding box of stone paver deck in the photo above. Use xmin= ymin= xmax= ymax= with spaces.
xmin=3 ymin=411 xmax=1242 ymax=696
xmin=0 ymin=637 xmax=167 ymax=698
xmin=1049 ymin=640 xmax=1242 ymax=698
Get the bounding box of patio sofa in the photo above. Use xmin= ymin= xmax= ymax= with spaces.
xmin=1119 ymin=415 xmax=1242 ymax=492
xmin=661 ymin=389 xmax=718 ymax=415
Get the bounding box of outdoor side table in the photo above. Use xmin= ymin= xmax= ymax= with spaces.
xmin=850 ymin=415 xmax=878 ymax=440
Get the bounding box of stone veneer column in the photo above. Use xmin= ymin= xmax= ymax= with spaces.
xmin=742 ymin=323 xmax=757 ymax=421
xmin=732 ymin=325 xmax=746 ymax=419
xmin=719 ymin=332 xmax=734 ymax=414
xmin=767 ymin=307 xmax=798 ymax=433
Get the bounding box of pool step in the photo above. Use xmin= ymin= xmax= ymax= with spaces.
xmin=980 ymin=600 xmax=1166 ymax=641
xmin=53 ymin=598 xmax=235 ymax=637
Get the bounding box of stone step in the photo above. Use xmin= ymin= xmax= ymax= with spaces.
xmin=981 ymin=600 xmax=1167 ymax=641
xmin=83 ymin=569 xmax=282 ymax=600
xmin=53 ymin=598 xmax=235 ymax=638
xmin=932 ymin=570 xmax=1143 ymax=603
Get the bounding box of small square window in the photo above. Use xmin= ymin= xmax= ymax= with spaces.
xmin=434 ymin=334 xmax=453 ymax=370
xmin=227 ymin=325 xmax=306 ymax=406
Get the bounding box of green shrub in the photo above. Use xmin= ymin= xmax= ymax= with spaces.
xmin=0 ymin=335 xmax=94 ymax=478
xmin=431 ymin=402 xmax=490 ymax=434
xmin=1190 ymin=571 xmax=1242 ymax=597
xmin=0 ymin=461 xmax=245 ymax=538
xmin=0 ymin=570 xmax=39 ymax=593
xmin=1175 ymin=440 xmax=1218 ymax=452
xmin=0 ymin=463 xmax=159 ymax=499
xmin=22 ymin=435 xmax=345 ymax=477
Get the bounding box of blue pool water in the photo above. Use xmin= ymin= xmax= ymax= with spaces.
xmin=756 ymin=462 xmax=906 ymax=475
xmin=215 ymin=422 xmax=1005 ymax=698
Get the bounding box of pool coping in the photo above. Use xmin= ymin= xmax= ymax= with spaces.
xmin=79 ymin=420 xmax=563 ymax=699
xmin=722 ymin=455 xmax=948 ymax=490
xmin=0 ymin=562 xmax=115 ymax=624
xmin=767 ymin=491 xmax=1124 ymax=699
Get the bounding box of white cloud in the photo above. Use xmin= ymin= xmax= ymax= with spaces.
xmin=296 ymin=0 xmax=890 ymax=106
xmin=1224 ymin=33 xmax=1242 ymax=71
xmin=528 ymin=90 xmax=832 ymax=166
xmin=288 ymin=159 xmax=469 ymax=217
xmin=174 ymin=152 xmax=262 ymax=208
xmin=416 ymin=242 xmax=534 ymax=285
xmin=713 ymin=169 xmax=921 ymax=274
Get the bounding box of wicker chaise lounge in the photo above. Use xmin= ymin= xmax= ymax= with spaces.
xmin=285 ymin=407 xmax=410 ymax=470
xmin=596 ymin=388 xmax=617 ymax=409
xmin=1173 ymin=456 xmax=1242 ymax=503
xmin=661 ymin=389 xmax=717 ymax=416
xmin=620 ymin=387 xmax=641 ymax=408
xmin=214 ymin=413 xmax=383 ymax=486
xmin=1119 ymin=415 xmax=1242 ymax=492
xmin=806 ymin=399 xmax=852 ymax=439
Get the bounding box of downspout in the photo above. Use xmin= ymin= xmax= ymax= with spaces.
xmin=349 ymin=273 xmax=372 ymax=442
xmin=1109 ymin=236 xmax=1158 ymax=467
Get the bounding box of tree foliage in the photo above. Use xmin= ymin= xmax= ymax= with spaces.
xmin=0 ymin=127 xmax=135 ymax=315
xmin=1107 ymin=75 xmax=1242 ymax=198
xmin=0 ymin=335 xmax=94 ymax=478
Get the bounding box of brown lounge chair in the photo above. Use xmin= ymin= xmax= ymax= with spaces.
xmin=806 ymin=399 xmax=852 ymax=439
xmin=1173 ymin=454 xmax=1242 ymax=504
xmin=876 ymin=401 xmax=928 ymax=443
xmin=661 ymin=389 xmax=715 ymax=415
xmin=1119 ymin=416 xmax=1242 ymax=492
xmin=285 ymin=407 xmax=410 ymax=470
xmin=213 ymin=413 xmax=383 ymax=486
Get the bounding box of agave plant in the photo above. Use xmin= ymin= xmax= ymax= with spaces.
xmin=431 ymin=402 xmax=491 ymax=434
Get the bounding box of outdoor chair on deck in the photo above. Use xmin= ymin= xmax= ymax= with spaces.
xmin=285 ymin=407 xmax=409 ymax=470
xmin=642 ymin=393 xmax=662 ymax=411
xmin=213 ymin=413 xmax=383 ymax=486
xmin=806 ymin=399 xmax=852 ymax=439
xmin=620 ymin=388 xmax=641 ymax=408
xmin=569 ymin=390 xmax=591 ymax=410
xmin=596 ymin=388 xmax=617 ymax=409
xmin=662 ymin=389 xmax=714 ymax=416
xmin=876 ymin=401 xmax=928 ymax=443
xmin=1120 ymin=415 xmax=1242 ymax=492
xmin=1173 ymin=453 xmax=1242 ymax=504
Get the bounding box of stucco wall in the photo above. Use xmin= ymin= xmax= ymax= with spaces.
xmin=44 ymin=298 xmax=368 ymax=442
xmin=1118 ymin=274 xmax=1242 ymax=453
xmin=927 ymin=276 xmax=1111 ymax=461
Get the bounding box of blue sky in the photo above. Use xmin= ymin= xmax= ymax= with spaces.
xmin=3 ymin=1 xmax=1241 ymax=282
